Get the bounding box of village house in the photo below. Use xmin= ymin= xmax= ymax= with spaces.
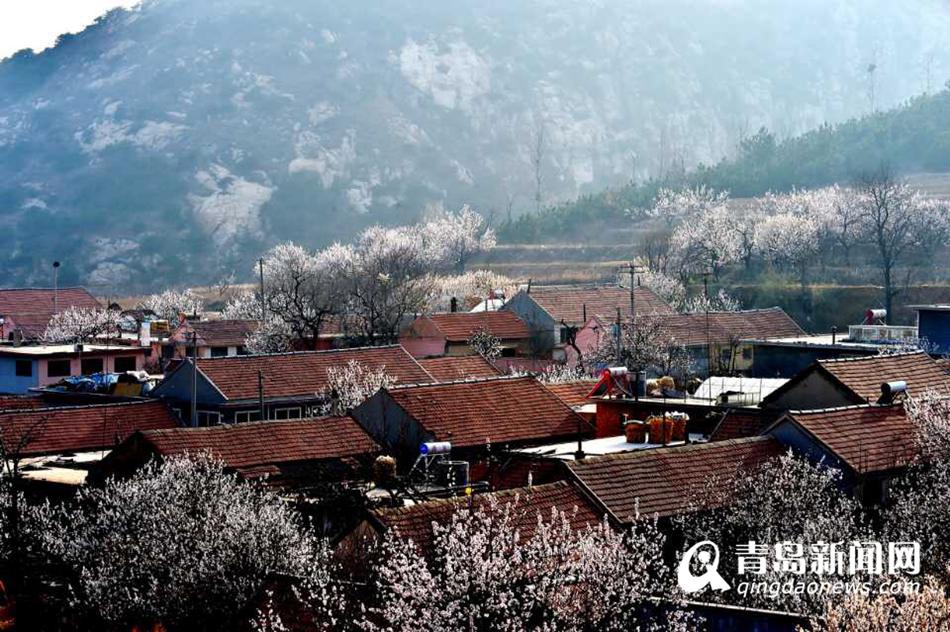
xmin=0 ymin=343 xmax=148 ymax=394
xmin=0 ymin=400 xmax=179 ymax=495
xmin=339 ymin=481 xmax=602 ymax=559
xmin=90 ymin=416 xmax=379 ymax=489
xmin=501 ymin=284 xmax=674 ymax=361
xmin=164 ymin=318 xmax=259 ymax=360
xmin=0 ymin=287 xmax=102 ymax=342
xmin=416 ymin=355 xmax=503 ymax=381
xmin=567 ymin=307 xmax=805 ymax=375
xmin=761 ymin=350 xmax=950 ymax=411
xmin=350 ymin=375 xmax=592 ymax=473
xmin=563 ymin=436 xmax=785 ymax=524
xmin=911 ymin=304 xmax=950 ymax=355
xmin=149 ymin=345 xmax=435 ymax=425
xmin=399 ymin=310 xmax=531 ymax=359
xmin=764 ymin=404 xmax=917 ymax=504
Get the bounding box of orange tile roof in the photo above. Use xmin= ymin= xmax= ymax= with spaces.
xmin=613 ymin=308 xmax=804 ymax=347
xmin=418 ymin=355 xmax=503 ymax=381
xmin=781 ymin=405 xmax=917 ymax=474
xmin=138 ymin=416 xmax=378 ymax=478
xmin=426 ymin=311 xmax=529 ymax=342
xmin=172 ymin=319 xmax=260 ymax=347
xmin=709 ymin=410 xmax=768 ymax=442
xmin=567 ymin=437 xmax=784 ymax=521
xmin=189 ymin=345 xmax=434 ymax=401
xmin=543 ymin=381 xmax=597 ymax=408
xmin=818 ymin=351 xmax=950 ymax=402
xmin=0 ymin=396 xmax=43 ymax=411
xmin=0 ymin=400 xmax=179 ymax=457
xmin=0 ymin=287 xmax=102 ymax=338
xmin=526 ymin=285 xmax=674 ymax=324
xmin=383 ymin=376 xmax=589 ymax=449
xmin=370 ymin=481 xmax=603 ymax=554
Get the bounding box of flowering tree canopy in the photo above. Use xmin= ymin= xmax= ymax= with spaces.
xmin=39 ymin=455 xmax=323 ymax=631
xmin=42 ymin=306 xmax=119 ymax=343
xmin=139 ymin=288 xmax=205 ymax=323
xmin=362 ymin=494 xmax=686 ymax=632
xmin=320 ymin=360 xmax=396 ymax=415
xmin=422 ymin=205 xmax=496 ymax=273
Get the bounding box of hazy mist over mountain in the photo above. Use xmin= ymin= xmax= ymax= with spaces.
xmin=1 ymin=0 xmax=949 ymax=292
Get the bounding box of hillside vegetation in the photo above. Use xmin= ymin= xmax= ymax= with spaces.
xmin=500 ymin=88 xmax=950 ymax=242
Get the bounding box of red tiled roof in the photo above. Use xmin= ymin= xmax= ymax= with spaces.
xmin=418 ymin=355 xmax=503 ymax=382
xmin=526 ymin=285 xmax=674 ymax=324
xmin=426 ymin=311 xmax=530 ymax=342
xmin=781 ymin=405 xmax=917 ymax=474
xmin=383 ymin=376 xmax=589 ymax=449
xmin=370 ymin=481 xmax=603 ymax=554
xmin=639 ymin=308 xmax=804 ymax=347
xmin=0 ymin=400 xmax=179 ymax=457
xmin=0 ymin=287 xmax=102 ymax=338
xmin=709 ymin=410 xmax=768 ymax=441
xmin=189 ymin=345 xmax=434 ymax=401
xmin=567 ymin=437 xmax=785 ymax=521
xmin=543 ymin=381 xmax=598 ymax=408
xmin=0 ymin=396 xmax=43 ymax=411
xmin=138 ymin=416 xmax=378 ymax=478
xmin=171 ymin=319 xmax=260 ymax=347
xmin=817 ymin=351 xmax=950 ymax=402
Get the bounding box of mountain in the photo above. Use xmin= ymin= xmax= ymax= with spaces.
xmin=501 ymin=87 xmax=950 ymax=242
xmin=2 ymin=0 xmax=949 ymax=292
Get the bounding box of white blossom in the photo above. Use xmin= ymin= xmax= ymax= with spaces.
xmin=428 ymin=270 xmax=518 ymax=312
xmin=421 ymin=205 xmax=496 ymax=273
xmin=140 ymin=288 xmax=205 ymax=323
xmin=319 ymin=360 xmax=396 ymax=415
xmin=245 ymin=318 xmax=294 ymax=354
xmin=362 ymin=493 xmax=687 ymax=631
xmin=467 ymin=326 xmax=502 ymax=361
xmin=38 ymin=455 xmax=325 ymax=630
xmin=42 ymin=306 xmax=120 ymax=343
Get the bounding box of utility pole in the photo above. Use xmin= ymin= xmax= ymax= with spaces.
xmin=258 ymin=369 xmax=265 ymax=422
xmin=52 ymin=261 xmax=61 ymax=313
xmin=190 ymin=331 xmax=198 ymax=427
xmin=615 ymin=307 xmax=622 ymax=364
xmin=258 ymin=257 xmax=266 ymax=322
xmin=703 ymin=271 xmax=711 ymax=378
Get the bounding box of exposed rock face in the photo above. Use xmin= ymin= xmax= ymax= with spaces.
xmin=1 ymin=0 xmax=947 ymax=290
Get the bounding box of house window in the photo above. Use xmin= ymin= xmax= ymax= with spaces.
xmin=15 ymin=360 xmax=32 ymax=377
xmin=500 ymin=347 xmax=516 ymax=358
xmin=81 ymin=358 xmax=104 ymax=375
xmin=210 ymin=346 xmax=229 ymax=358
xmin=196 ymin=410 xmax=221 ymax=426
xmin=114 ymin=356 xmax=137 ymax=372
xmin=161 ymin=345 xmax=175 ymax=359
xmin=559 ymin=326 xmax=571 ymax=344
xmin=235 ymin=410 xmax=262 ymax=423
xmin=47 ymin=360 xmax=70 ymax=378
xmin=273 ymin=407 xmax=302 ymax=420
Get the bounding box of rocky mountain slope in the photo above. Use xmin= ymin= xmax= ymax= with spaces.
xmin=1 ymin=0 xmax=948 ymax=291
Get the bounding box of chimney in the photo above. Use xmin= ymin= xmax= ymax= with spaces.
xmin=450 ymin=297 xmax=458 ymax=313
xmin=878 ymin=381 xmax=907 ymax=405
